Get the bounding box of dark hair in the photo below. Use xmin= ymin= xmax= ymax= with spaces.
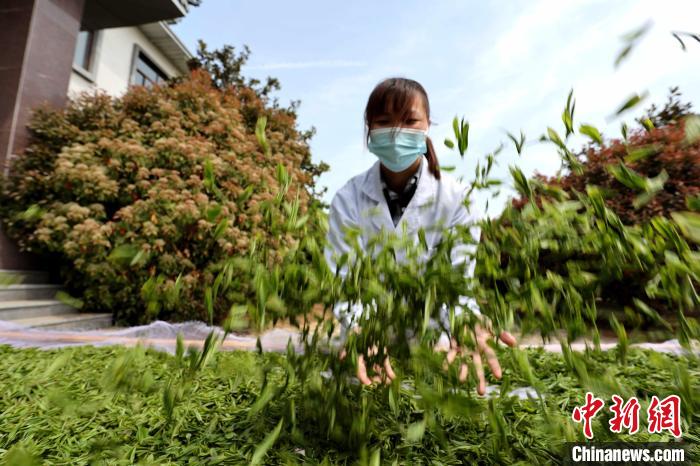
xmin=364 ymin=77 xmax=440 ymax=180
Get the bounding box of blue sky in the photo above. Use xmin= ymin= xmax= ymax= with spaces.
xmin=172 ymin=0 xmax=700 ymax=217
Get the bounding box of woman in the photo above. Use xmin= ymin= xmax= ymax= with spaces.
xmin=324 ymin=77 xmax=516 ymax=395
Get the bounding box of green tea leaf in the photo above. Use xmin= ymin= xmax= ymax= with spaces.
xmin=406 ymin=418 xmax=426 ymax=443
xmin=54 ymin=290 xmax=84 ymax=310
xmin=683 ymin=114 xmax=700 ymax=145
xmin=624 ymin=145 xmax=660 ymax=163
xmin=686 ymin=195 xmax=700 ymax=212
xmin=251 ymin=418 xmax=284 ymax=465
xmin=255 ymin=116 xmax=271 ymax=156
xmin=614 ymin=92 xmax=649 ymax=116
xmin=671 ymin=211 xmax=700 ymax=243
xmin=579 ymin=124 xmax=603 ymax=145
xmin=506 ymin=130 xmax=526 ymax=155
xmin=107 ymin=244 xmax=139 ymax=266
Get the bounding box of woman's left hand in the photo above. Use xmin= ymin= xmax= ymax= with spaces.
xmin=442 ymin=322 xmax=517 ymax=395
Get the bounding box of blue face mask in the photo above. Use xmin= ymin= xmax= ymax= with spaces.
xmin=368 ymin=127 xmax=427 ymax=172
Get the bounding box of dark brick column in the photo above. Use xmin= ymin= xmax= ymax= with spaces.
xmin=0 ymin=0 xmax=85 ymax=269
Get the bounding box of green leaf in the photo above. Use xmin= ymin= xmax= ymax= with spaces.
xmin=204 ymin=158 xmax=215 ymax=190
xmin=509 ymin=166 xmax=531 ymax=199
xmin=459 ymin=118 xmax=470 ymax=156
xmin=607 ymin=162 xmax=647 ymax=191
xmin=276 ymin=162 xmax=289 ymax=186
xmin=237 ymin=185 xmax=254 ymax=205
xmin=175 ymin=332 xmax=185 ymax=361
xmin=440 ymin=165 xmax=456 ymax=172
xmin=615 ymin=21 xmax=652 ymax=68
xmin=624 ymin=145 xmax=660 ymax=163
xmin=672 ymin=32 xmax=687 ymax=51
xmin=130 ymin=249 xmax=150 ymax=267
xmin=671 ymin=211 xmax=700 ymax=243
xmin=406 ymin=418 xmax=426 ymax=442
xmin=546 ymin=127 xmax=566 ymax=150
xmin=609 ymin=314 xmax=628 ymax=363
xmin=223 ymin=305 xmax=249 ymax=332
xmin=620 ymin=20 xmax=652 ymax=42
xmin=19 ymin=204 xmax=43 ymax=222
xmin=369 ymin=449 xmax=381 ymax=466
xmin=444 ymin=138 xmax=455 ymax=149
xmin=632 ymin=170 xmax=668 ymax=208
xmin=686 ymin=195 xmax=700 ymax=212
xmin=579 ymin=124 xmax=603 ymax=145
xmin=683 ymin=114 xmax=700 ymax=145
xmin=614 ymin=92 xmax=648 ymax=116
xmin=506 ymin=130 xmax=526 ymax=155
xmin=614 ymin=44 xmax=633 ymax=68
xmin=213 ymin=218 xmax=228 ymax=240
xmin=162 ymin=382 xmax=177 ymax=420
xmin=54 ymin=290 xmax=84 ymax=310
xmin=107 ymin=244 xmax=139 ymax=266
xmin=255 ymin=115 xmax=271 ymax=156
xmin=206 ymin=204 xmax=222 ymax=222
xmin=251 ymin=418 xmax=283 ymax=465
xmin=562 ymin=89 xmax=575 ymax=137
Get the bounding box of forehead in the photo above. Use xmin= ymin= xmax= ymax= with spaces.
xmin=380 ymin=94 xmax=426 ymax=116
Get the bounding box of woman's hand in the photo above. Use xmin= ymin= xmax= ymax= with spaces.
xmin=338 ymin=326 xmax=396 ymax=385
xmin=339 ymin=345 xmax=396 ymax=385
xmin=441 ymin=322 xmax=517 ymax=395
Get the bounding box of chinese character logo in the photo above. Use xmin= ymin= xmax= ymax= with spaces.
xmin=648 ymin=395 xmax=682 ymax=438
xmin=609 ymin=394 xmax=640 ymax=434
xmin=572 ymin=391 xmax=605 ymax=439
xmin=572 ymin=392 xmax=683 ymax=439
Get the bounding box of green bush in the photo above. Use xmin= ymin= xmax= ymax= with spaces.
xmin=489 ymin=93 xmax=700 ymax=322
xmin=0 ymin=68 xmax=326 ymax=325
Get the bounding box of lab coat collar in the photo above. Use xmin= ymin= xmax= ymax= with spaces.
xmin=361 ymin=156 xmax=437 ymax=207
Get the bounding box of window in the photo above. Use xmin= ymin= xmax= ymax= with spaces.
xmin=73 ymin=30 xmax=96 ymax=71
xmin=130 ymin=51 xmax=168 ymax=87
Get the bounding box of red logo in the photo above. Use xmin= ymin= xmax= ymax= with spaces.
xmin=648 ymin=395 xmax=682 ymax=438
xmin=572 ymin=391 xmax=605 ymax=439
xmin=609 ymin=395 xmax=640 ymax=434
xmin=572 ymin=393 xmax=683 ymax=439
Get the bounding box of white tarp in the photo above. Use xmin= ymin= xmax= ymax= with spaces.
xmin=0 ymin=319 xmax=697 ymax=355
xmin=0 ymin=319 xmax=301 ymax=354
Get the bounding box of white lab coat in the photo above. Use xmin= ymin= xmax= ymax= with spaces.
xmin=324 ymin=157 xmax=482 ymax=342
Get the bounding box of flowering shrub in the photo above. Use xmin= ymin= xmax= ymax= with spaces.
xmin=516 ymin=122 xmax=700 ymax=225
xmin=500 ymin=96 xmax=699 ymax=319
xmin=0 ymin=69 xmax=327 ymax=325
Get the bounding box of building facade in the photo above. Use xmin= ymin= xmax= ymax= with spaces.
xmin=69 ymin=21 xmax=191 ymax=97
xmin=0 ymin=0 xmax=193 ymax=270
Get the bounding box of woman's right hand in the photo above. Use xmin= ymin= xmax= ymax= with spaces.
xmin=339 ymin=344 xmax=396 ymax=385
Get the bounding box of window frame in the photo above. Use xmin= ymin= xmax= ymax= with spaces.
xmin=129 ymin=45 xmax=170 ymax=88
xmin=72 ymin=29 xmax=102 ymax=82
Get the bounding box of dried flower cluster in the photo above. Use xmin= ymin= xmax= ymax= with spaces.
xmin=0 ymin=69 xmax=327 ymax=324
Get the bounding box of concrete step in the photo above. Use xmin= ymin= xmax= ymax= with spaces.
xmin=9 ymin=312 xmax=113 ymax=330
xmin=0 ymin=300 xmax=77 ymax=321
xmin=0 ymin=269 xmax=51 ymax=285
xmin=0 ymin=284 xmax=62 ymax=301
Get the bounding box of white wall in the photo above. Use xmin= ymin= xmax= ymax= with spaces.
xmin=68 ymin=25 xmax=181 ymax=98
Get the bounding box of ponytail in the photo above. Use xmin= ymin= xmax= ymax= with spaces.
xmin=424 ymin=136 xmax=441 ymax=180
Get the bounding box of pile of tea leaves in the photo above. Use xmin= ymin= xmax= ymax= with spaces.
xmin=0 ymin=343 xmax=697 ymax=465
